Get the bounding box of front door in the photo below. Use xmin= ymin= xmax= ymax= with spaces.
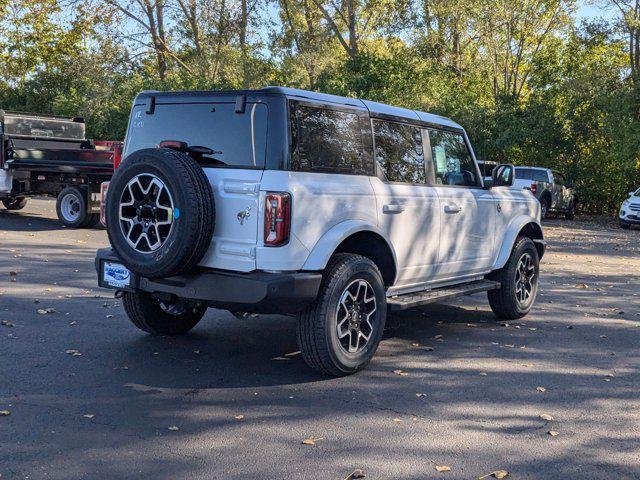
xmin=369 ymin=118 xmax=441 ymax=289
xmin=426 ymin=129 xmax=495 ymax=279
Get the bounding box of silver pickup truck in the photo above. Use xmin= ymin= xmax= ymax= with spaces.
xmin=514 ymin=167 xmax=576 ymax=220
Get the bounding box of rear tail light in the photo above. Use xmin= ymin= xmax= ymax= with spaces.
xmin=113 ymin=144 xmax=123 ymax=170
xmin=100 ymin=181 xmax=109 ymax=227
xmin=264 ymin=192 xmax=291 ymax=246
xmin=530 ymin=183 xmax=537 ymax=195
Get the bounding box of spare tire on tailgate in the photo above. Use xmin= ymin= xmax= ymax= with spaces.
xmin=105 ymin=148 xmax=215 ymax=277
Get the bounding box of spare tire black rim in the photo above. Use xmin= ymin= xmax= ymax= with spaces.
xmin=119 ymin=173 xmax=175 ymax=253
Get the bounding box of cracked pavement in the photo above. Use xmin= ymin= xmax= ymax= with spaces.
xmin=1 ymin=199 xmax=639 ymax=479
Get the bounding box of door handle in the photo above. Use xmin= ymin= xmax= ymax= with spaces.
xmin=383 ymin=204 xmax=405 ymax=214
xmin=444 ymin=204 xmax=462 ymax=214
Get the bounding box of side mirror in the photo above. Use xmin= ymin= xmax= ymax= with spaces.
xmin=492 ymin=164 xmax=515 ymax=187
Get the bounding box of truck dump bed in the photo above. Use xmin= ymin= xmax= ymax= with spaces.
xmin=1 ymin=111 xmax=115 ymax=173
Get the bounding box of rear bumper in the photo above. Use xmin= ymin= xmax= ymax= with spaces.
xmin=95 ymin=248 xmax=322 ymax=314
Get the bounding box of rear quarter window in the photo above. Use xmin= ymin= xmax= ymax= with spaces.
xmin=289 ymin=103 xmax=372 ymax=175
xmin=125 ymin=102 xmax=268 ymax=168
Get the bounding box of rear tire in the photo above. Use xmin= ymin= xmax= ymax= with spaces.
xmin=565 ymin=200 xmax=575 ymax=220
xmin=297 ymin=254 xmax=387 ymax=376
xmin=488 ymin=236 xmax=540 ymax=320
xmin=2 ymin=196 xmax=28 ymax=210
xmin=123 ymin=291 xmax=206 ymax=335
xmin=56 ymin=187 xmax=93 ymax=228
xmin=539 ymin=197 xmax=550 ymax=220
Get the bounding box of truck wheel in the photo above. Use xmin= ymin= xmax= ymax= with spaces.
xmin=539 ymin=197 xmax=549 ymax=220
xmin=123 ymin=291 xmax=206 ymax=335
xmin=106 ymin=148 xmax=214 ymax=278
xmin=565 ymin=200 xmax=575 ymax=220
xmin=2 ymin=196 xmax=28 ymax=210
xmin=297 ymin=254 xmax=387 ymax=376
xmin=56 ymin=187 xmax=93 ymax=228
xmin=488 ymin=236 xmax=540 ymax=320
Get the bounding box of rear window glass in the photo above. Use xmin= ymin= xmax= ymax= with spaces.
xmin=125 ymin=102 xmax=268 ymax=168
xmin=515 ymin=168 xmax=533 ymax=180
xmin=290 ymin=103 xmax=371 ymax=175
xmin=533 ymin=170 xmax=549 ymax=182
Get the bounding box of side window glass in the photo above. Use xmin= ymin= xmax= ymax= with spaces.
xmin=429 ymin=130 xmax=478 ymax=187
xmin=290 ymin=104 xmax=371 ymax=175
xmin=373 ymin=120 xmax=425 ymax=184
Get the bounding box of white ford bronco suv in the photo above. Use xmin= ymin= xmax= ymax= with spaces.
xmin=96 ymin=87 xmax=545 ymax=376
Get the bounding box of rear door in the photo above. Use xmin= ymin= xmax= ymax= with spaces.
xmin=369 ymin=118 xmax=441 ymax=288
xmin=125 ymin=100 xmax=269 ymax=272
xmin=427 ymin=129 xmax=496 ymax=278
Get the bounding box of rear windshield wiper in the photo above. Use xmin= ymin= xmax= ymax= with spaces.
xmin=159 ymin=140 xmax=226 ymax=166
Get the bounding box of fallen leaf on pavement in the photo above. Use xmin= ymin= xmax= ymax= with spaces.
xmin=539 ymin=413 xmax=554 ymax=421
xmin=344 ymin=469 xmax=366 ymax=479
xmin=435 ymin=465 xmax=451 ymax=472
xmin=234 ymin=415 xmax=244 ymax=420
xmin=393 ymin=418 xmax=402 ymax=423
xmin=83 ymin=414 xmax=95 ymax=419
xmin=536 ymin=386 xmax=546 ymax=392
xmin=416 ymin=393 xmax=427 ymax=397
xmin=0 ymin=410 xmax=10 ymax=416
xmin=168 ymin=426 xmax=179 ymax=431
xmin=302 ymin=436 xmax=323 ymax=445
xmin=576 ymin=283 xmax=588 ymax=289
xmin=65 ymin=349 xmax=82 ymax=356
xmin=548 ymin=430 xmax=559 ymax=436
xmin=393 ymin=369 xmax=408 ymax=376
xmin=37 ymin=308 xmax=56 ymax=315
xmin=1 ymin=321 xmax=14 ymax=327
xmin=478 ymin=470 xmax=509 ymax=479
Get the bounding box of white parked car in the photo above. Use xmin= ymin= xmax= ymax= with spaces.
xmin=95 ymin=87 xmax=545 ymax=375
xmin=620 ymin=188 xmax=640 ymax=229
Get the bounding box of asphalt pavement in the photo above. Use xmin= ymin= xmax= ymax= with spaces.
xmin=1 ymin=198 xmax=639 ymax=479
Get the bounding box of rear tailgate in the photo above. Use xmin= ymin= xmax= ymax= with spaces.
xmin=123 ymin=97 xmax=270 ymax=272
xmin=199 ymin=169 xmax=263 ymax=271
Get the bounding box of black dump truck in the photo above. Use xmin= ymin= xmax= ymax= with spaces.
xmin=0 ymin=110 xmax=122 ymax=228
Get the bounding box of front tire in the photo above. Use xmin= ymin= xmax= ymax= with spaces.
xmin=2 ymin=196 xmax=28 ymax=210
xmin=123 ymin=291 xmax=206 ymax=335
xmin=297 ymin=254 xmax=387 ymax=376
xmin=488 ymin=236 xmax=540 ymax=320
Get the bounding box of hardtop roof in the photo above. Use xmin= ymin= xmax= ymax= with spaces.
xmin=135 ymin=86 xmax=464 ymax=132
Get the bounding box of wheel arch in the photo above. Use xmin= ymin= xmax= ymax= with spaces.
xmin=301 ymin=221 xmax=398 ymax=286
xmin=492 ymin=216 xmax=545 ymax=270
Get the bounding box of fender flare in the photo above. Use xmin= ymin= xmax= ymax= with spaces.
xmin=492 ymin=215 xmax=544 ymax=270
xmin=302 ymin=220 xmax=398 ymax=275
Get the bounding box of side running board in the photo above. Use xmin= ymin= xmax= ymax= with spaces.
xmin=387 ymin=279 xmax=500 ymax=311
